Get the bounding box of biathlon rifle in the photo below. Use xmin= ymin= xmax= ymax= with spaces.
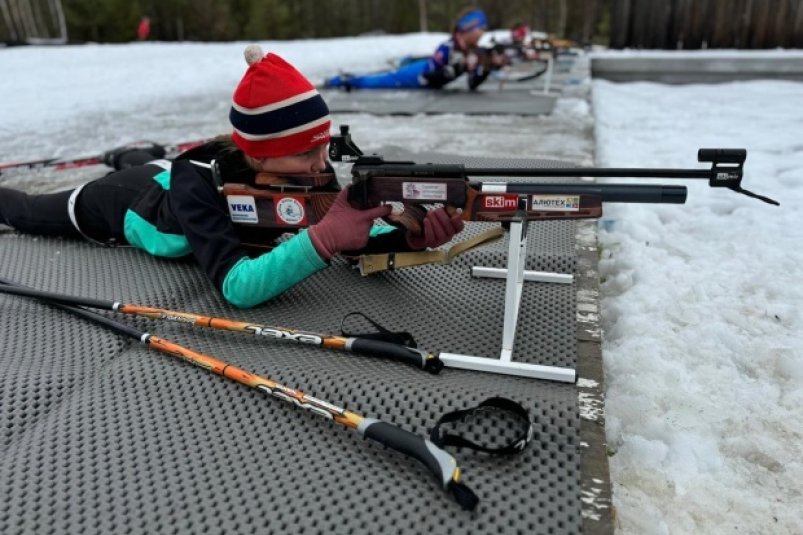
xmin=220 ymin=125 xmax=778 ymax=247
xmin=328 ymin=125 xmax=779 ymax=211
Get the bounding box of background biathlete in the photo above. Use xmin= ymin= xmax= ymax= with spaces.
xmin=324 ymin=8 xmax=505 ymax=91
xmin=0 ymin=46 xmax=464 ymax=308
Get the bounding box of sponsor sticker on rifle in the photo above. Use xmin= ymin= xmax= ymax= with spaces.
xmin=227 ymin=195 xmax=258 ymax=223
xmin=530 ymin=195 xmax=581 ymax=211
xmin=402 ymin=182 xmax=447 ymax=201
xmin=274 ymin=195 xmax=307 ymax=226
xmin=483 ymin=194 xmax=519 ymax=210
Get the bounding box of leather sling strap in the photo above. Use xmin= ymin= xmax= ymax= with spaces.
xmin=358 ymin=226 xmax=504 ymax=275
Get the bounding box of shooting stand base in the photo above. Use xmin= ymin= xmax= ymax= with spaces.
xmin=438 ymin=218 xmax=577 ymax=383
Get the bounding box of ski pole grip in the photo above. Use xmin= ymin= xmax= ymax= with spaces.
xmin=358 ymin=419 xmax=479 ymax=510
xmin=348 ymin=338 xmax=443 ymax=373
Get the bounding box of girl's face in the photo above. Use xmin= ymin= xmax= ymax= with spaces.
xmin=253 ymin=143 xmax=329 ymax=174
xmin=462 ymin=28 xmax=484 ymax=48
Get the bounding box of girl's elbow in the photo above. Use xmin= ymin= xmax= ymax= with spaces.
xmin=222 ymin=286 xmax=274 ymax=309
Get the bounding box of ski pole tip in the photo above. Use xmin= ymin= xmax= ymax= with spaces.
xmin=424 ymin=353 xmax=444 ymax=374
xmin=448 ymin=480 xmax=480 ymax=511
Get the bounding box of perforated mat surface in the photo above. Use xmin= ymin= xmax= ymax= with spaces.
xmin=0 ymin=156 xmax=583 ymax=534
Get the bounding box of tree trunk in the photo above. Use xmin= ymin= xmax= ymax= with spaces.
xmin=419 ymin=0 xmax=427 ymax=32
xmin=0 ymin=0 xmax=20 ymax=42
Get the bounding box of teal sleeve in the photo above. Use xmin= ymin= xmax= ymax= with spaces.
xmin=221 ymin=229 xmax=327 ymax=308
xmin=369 ymin=225 xmax=396 ymax=237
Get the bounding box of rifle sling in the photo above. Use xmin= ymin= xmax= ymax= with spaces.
xmin=358 ymin=226 xmax=504 ymax=275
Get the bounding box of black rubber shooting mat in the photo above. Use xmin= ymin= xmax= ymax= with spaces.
xmin=0 ymin=156 xmax=582 ymax=534
xmin=320 ymin=87 xmax=558 ymax=116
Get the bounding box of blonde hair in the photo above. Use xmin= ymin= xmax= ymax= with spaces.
xmin=213 ymin=133 xmax=264 ymax=172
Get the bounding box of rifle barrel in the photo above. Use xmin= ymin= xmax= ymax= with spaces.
xmin=467 ymin=167 xmax=711 ymax=179
xmin=354 ymin=164 xmax=712 ymax=181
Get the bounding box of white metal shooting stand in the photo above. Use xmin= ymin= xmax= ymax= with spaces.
xmin=438 ymin=200 xmax=576 ymax=383
xmin=541 ymin=56 xmax=554 ymax=94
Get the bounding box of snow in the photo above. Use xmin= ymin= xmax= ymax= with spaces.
xmin=1 ymin=35 xmax=802 ymax=534
xmin=594 ymin=78 xmax=803 ymax=534
xmin=0 ymin=34 xmax=445 ymax=166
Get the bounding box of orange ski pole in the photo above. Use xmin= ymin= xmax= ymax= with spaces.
xmin=0 ymin=282 xmax=441 ymax=373
xmin=0 ymin=279 xmax=477 ymax=510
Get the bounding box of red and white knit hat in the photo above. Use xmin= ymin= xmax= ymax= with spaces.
xmin=230 ymin=45 xmax=331 ymax=158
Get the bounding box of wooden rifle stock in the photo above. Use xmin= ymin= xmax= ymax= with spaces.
xmin=465 ymin=187 xmax=603 ymax=221
xmin=222 ymin=182 xmax=337 ymax=231
xmin=222 ymin=182 xmax=431 ymax=238
xmin=348 ymin=175 xmax=615 ymax=224
xmin=220 ymin=183 xmax=337 ymax=251
xmin=221 ymin=176 xmax=606 ymax=251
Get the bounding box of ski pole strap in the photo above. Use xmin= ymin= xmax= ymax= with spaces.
xmin=430 ymin=397 xmax=534 ymax=455
xmin=340 ymin=311 xmax=417 ymax=348
xmin=358 ymin=227 xmax=504 ymax=275
xmin=340 ymin=312 xmax=444 ymax=374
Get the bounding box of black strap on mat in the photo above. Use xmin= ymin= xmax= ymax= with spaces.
xmin=430 ymin=397 xmax=534 ymax=455
xmin=340 ymin=314 xmax=532 ymax=454
xmin=339 ymin=311 xmax=418 ymax=348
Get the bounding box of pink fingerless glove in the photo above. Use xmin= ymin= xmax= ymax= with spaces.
xmin=406 ymin=207 xmax=465 ymax=250
xmin=308 ymin=187 xmax=393 ymax=260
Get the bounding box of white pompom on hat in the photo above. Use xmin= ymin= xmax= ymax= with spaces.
xmin=243 ymin=44 xmax=264 ymax=66
xmin=229 ymin=44 xmax=331 ymax=158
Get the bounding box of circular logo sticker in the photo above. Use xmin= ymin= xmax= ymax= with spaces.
xmin=275 ymin=197 xmax=306 ymax=225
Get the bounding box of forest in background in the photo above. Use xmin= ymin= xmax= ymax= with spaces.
xmin=64 ymin=0 xmax=609 ymax=43
xmin=0 ymin=0 xmax=613 ymax=45
xmin=2 ymin=0 xmax=802 ymax=49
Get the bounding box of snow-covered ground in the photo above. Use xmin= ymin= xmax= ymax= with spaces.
xmin=593 ymin=78 xmax=803 ymax=535
xmin=1 ymin=36 xmax=801 ymax=534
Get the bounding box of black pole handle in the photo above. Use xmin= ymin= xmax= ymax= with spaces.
xmin=0 ymin=280 xmax=143 ymax=341
xmin=359 ymin=419 xmax=479 ymax=511
xmin=0 ymin=282 xmax=115 ymax=310
xmin=348 ymin=338 xmax=443 ymax=373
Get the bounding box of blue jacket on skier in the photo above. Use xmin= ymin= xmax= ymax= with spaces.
xmin=324 ymin=8 xmax=503 ymax=91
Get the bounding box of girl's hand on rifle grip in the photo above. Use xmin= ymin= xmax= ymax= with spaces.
xmin=406 ymin=207 xmax=465 ymax=250
xmin=308 ymin=187 xmax=392 ymax=260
